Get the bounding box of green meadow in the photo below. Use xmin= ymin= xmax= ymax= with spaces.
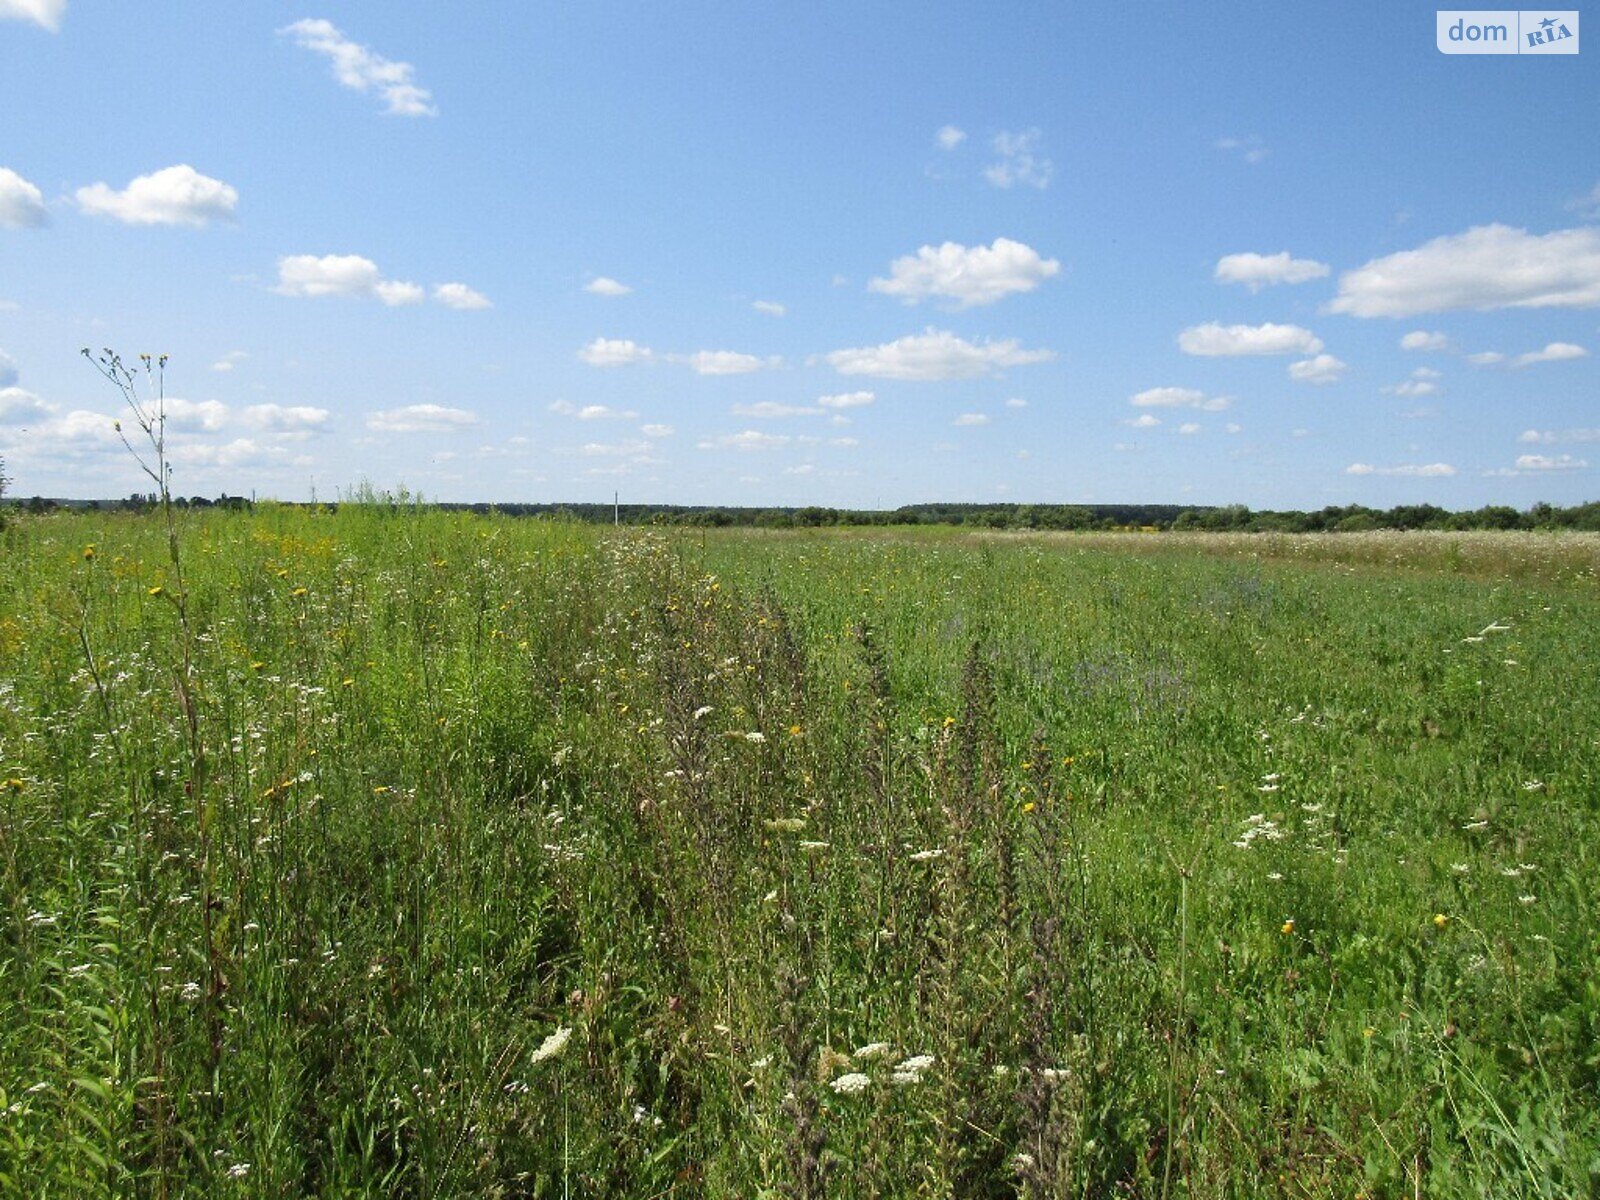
xmin=2 ymin=507 xmax=1597 ymax=1197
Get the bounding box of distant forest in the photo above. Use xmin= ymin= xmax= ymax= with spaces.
xmin=9 ymin=494 xmax=1600 ymax=532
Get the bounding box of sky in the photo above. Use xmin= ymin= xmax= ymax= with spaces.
xmin=1 ymin=1 xmax=1597 ymax=509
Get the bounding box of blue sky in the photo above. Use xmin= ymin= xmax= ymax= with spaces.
xmin=2 ymin=1 xmax=1597 ymax=508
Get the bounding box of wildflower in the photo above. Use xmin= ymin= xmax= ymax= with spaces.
xmin=1 ymin=778 xmax=24 ymax=793
xmin=1021 ymin=800 xmax=1036 ymax=814
xmin=82 ymin=545 xmax=95 ymax=560
xmin=1519 ymin=894 xmax=1537 ymax=906
xmin=226 ymin=1163 xmax=250 ymax=1179
xmin=180 ymin=981 xmax=203 ymax=1002
xmin=908 ymin=848 xmax=946 ymax=862
xmin=751 ymin=1055 xmax=772 ymax=1069
xmin=764 ymin=817 xmax=807 ymax=832
xmin=854 ymin=1042 xmax=893 ymax=1060
xmin=798 ymin=840 xmax=829 ymax=853
xmin=829 ymin=1072 xmax=871 ymax=1095
xmin=1432 ymin=913 xmax=1449 ymax=929
xmin=693 ymin=705 xmax=714 ymax=721
xmin=291 ymin=587 xmax=308 ymax=597
xmin=147 ymin=585 xmax=164 ymax=597
xmin=788 ymin=724 xmax=803 ymax=737
xmin=894 ymin=1054 xmax=935 ymax=1075
xmin=1280 ymin=919 xmax=1296 ymax=936
xmin=530 ymin=1026 xmax=572 ymax=1065
xmin=743 ymin=731 xmax=767 ymax=743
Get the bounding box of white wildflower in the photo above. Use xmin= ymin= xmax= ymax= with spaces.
xmin=693 ymin=706 xmax=714 ymax=721
xmin=908 ymin=848 xmax=946 ymax=862
xmin=830 ymin=1072 xmax=871 ymax=1095
xmin=854 ymin=1042 xmax=893 ymax=1060
xmin=530 ymin=1026 xmax=572 ymax=1065
xmin=743 ymin=731 xmax=767 ymax=743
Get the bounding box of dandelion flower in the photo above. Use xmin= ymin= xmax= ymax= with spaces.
xmin=1432 ymin=913 xmax=1449 ymax=929
xmin=1280 ymin=919 xmax=1296 ymax=936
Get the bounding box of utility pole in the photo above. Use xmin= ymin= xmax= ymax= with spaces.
xmin=614 ymin=490 xmax=619 ymax=526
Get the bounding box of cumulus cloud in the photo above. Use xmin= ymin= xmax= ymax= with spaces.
xmin=578 ymin=338 xmax=652 ymax=366
xmin=697 ymin=430 xmax=791 ymax=451
xmin=1214 ymin=251 xmax=1329 ymax=291
xmin=936 ymin=125 xmax=966 ymax=150
xmin=1125 ymin=413 xmax=1161 ymax=428
xmin=211 ymin=350 xmax=248 ymax=372
xmin=824 ymin=327 xmax=1053 ymax=381
xmin=579 ymin=439 xmax=650 ymax=457
xmin=1518 ymin=427 xmax=1600 ymax=444
xmin=1511 ymin=454 xmax=1590 ymax=472
xmin=953 ymin=413 xmax=990 ymax=427
xmin=751 ymin=300 xmax=786 ymax=317
xmin=280 ymin=18 xmax=436 ymax=116
xmin=161 ymin=398 xmax=229 ymax=432
xmin=433 ymin=282 xmax=491 ymax=310
xmin=817 ymin=390 xmax=874 ymax=409
xmin=170 ymin=438 xmax=280 ymax=470
xmin=869 ymin=237 xmax=1060 ymax=308
xmin=0 ymin=1 xmax=65 ymax=32
xmin=1383 ymin=379 xmax=1438 ymax=398
xmin=1005 ymin=397 xmax=1027 ymax=408
xmin=366 ymin=404 xmax=477 ymax=433
xmin=1466 ymin=351 xmax=1506 ymax=365
xmin=1179 ymin=422 xmax=1201 ymax=435
xmin=548 ymin=400 xmax=638 ymax=420
xmin=1178 ymin=322 xmax=1323 ymax=356
xmin=243 ymin=404 xmax=330 ymax=434
xmin=275 ymin=254 xmax=424 ymax=305
xmin=75 ymin=165 xmax=237 ymax=227
xmin=0 ymin=167 xmax=48 ymax=228
xmin=0 ymin=386 xmax=54 ymax=424
xmin=783 ymin=463 xmax=816 ymax=475
xmin=984 ymin=129 xmax=1052 ymax=189
xmin=732 ymin=401 xmax=819 ymax=418
xmin=640 ymin=423 xmax=674 ymax=438
xmin=1329 ymin=225 xmax=1600 ymax=317
xmin=1345 ymin=462 xmax=1456 ymax=477
xmin=583 ymin=276 xmax=632 ymax=296
xmin=1288 ymin=353 xmax=1347 ymax=384
xmin=1400 ymin=330 xmax=1451 ymax=351
xmin=680 ymin=350 xmax=780 ymax=375
xmin=1128 ymin=386 xmax=1231 ymax=411
xmin=1513 ymin=342 xmax=1587 ymax=367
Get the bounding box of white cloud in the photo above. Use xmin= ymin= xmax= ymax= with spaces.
xmin=697 ymin=430 xmax=791 ymax=451
xmin=374 ymin=280 xmax=425 ymax=307
xmin=171 ymin=438 xmax=279 ymax=470
xmin=1329 ymin=224 xmax=1600 ymax=317
xmin=0 ymin=167 xmax=48 ymax=228
xmin=681 ymin=350 xmax=779 ymax=376
xmin=243 ymin=404 xmax=330 ymax=434
xmin=1411 ymin=366 xmax=1442 ymax=379
xmin=1569 ymin=181 xmax=1600 ymax=220
xmin=824 ymin=327 xmax=1053 ymax=381
xmin=953 ymin=413 xmax=990 ymax=426
xmin=869 ymin=237 xmax=1060 ymax=308
xmin=1179 ymin=422 xmax=1201 ymax=435
xmin=829 ymin=436 xmax=859 ymax=447
xmin=1514 ymin=341 xmax=1587 ymax=367
xmin=548 ymin=400 xmax=638 ymax=420
xmin=366 ymin=404 xmax=478 ymax=433
xmin=0 ymin=386 xmax=53 ymax=424
xmin=75 ymin=165 xmax=237 ymax=227
xmin=783 ymin=463 xmax=816 ymax=476
xmin=1518 ymin=427 xmax=1600 ymax=444
xmin=1216 ymin=135 xmax=1268 ymax=164
xmin=1400 ymin=330 xmax=1451 ymax=351
xmin=1128 ymin=386 xmax=1230 ymax=411
xmin=1383 ymin=379 xmax=1438 ymax=398
xmin=433 ymin=282 xmax=491 ymax=310
xmin=0 ymin=0 xmax=65 ymax=31
xmin=1179 ymin=322 xmax=1323 ymax=356
xmin=578 ymin=337 xmax=652 ymax=366
xmin=936 ymin=125 xmax=966 ymax=150
xmin=1288 ymin=353 xmax=1347 ymax=384
xmin=1225 ymin=423 xmax=1242 ymax=434
xmin=1345 ymin=462 xmax=1456 ymax=477
xmin=817 ymin=390 xmax=874 ymax=409
xmin=1214 ymin=251 xmax=1329 ymax=291
xmin=1005 ymin=397 xmax=1027 ymax=408
xmin=0 ymin=350 xmax=16 ymax=388
xmin=640 ymin=423 xmax=674 ymax=438
xmin=732 ymin=401 xmax=818 ymax=418
xmin=1466 ymin=351 xmax=1505 ymax=366
xmin=984 ymin=129 xmax=1052 ymax=189
xmin=584 ymin=276 xmax=632 ymax=296
xmin=162 ymin=398 xmax=229 ymax=432
xmin=752 ymin=300 xmax=786 ymax=317
xmin=280 ymin=18 xmax=435 ymax=116
xmin=1516 ymin=453 xmax=1588 ymax=471
xmin=578 ymin=439 xmax=650 ymax=457
xmin=276 ymin=253 xmax=423 ymax=306
xmin=211 ymin=350 xmax=248 ymax=372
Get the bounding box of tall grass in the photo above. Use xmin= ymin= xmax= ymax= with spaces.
xmin=1 ymin=510 xmax=1596 ymax=1196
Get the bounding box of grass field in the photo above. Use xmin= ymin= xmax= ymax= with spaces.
xmin=2 ymin=507 xmax=1597 ymax=1197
